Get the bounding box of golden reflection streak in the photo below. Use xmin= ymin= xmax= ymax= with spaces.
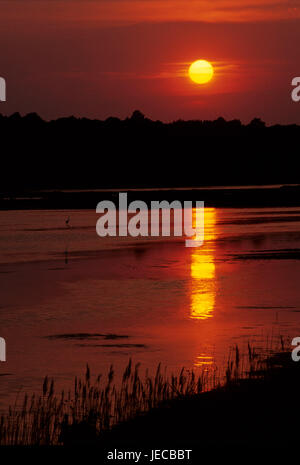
xmin=194 ymin=354 xmax=214 ymax=367
xmin=190 ymin=208 xmax=217 ymax=320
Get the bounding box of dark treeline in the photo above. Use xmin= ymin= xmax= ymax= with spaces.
xmin=0 ymin=110 xmax=299 ymax=192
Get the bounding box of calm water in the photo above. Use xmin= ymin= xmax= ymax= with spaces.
xmin=1 ymin=206 xmax=300 ymax=408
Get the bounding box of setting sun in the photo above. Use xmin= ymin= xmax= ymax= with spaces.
xmin=188 ymin=60 xmax=214 ymax=84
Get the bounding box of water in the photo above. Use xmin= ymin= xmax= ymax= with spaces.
xmin=1 ymin=206 xmax=300 ymax=408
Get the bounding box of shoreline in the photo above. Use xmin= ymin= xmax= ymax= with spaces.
xmin=1 ymin=185 xmax=300 ymax=210
xmin=85 ymin=349 xmax=300 ymax=448
xmin=1 ymin=343 xmax=299 ymax=448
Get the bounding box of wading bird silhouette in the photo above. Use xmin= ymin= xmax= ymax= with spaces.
xmin=65 ymin=216 xmax=71 ymax=228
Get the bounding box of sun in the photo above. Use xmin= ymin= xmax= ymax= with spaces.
xmin=188 ymin=60 xmax=214 ymax=84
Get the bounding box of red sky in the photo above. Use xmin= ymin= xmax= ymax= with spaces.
xmin=0 ymin=0 xmax=300 ymax=123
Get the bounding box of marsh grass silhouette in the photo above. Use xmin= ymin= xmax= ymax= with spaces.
xmin=0 ymin=340 xmax=295 ymax=446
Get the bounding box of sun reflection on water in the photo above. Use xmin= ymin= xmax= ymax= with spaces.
xmin=194 ymin=353 xmax=214 ymax=367
xmin=190 ymin=208 xmax=217 ymax=320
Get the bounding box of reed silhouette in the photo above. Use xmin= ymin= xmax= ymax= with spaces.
xmin=0 ymin=340 xmax=298 ymax=447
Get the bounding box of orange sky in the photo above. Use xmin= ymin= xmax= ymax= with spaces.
xmin=0 ymin=0 xmax=300 ymax=123
xmin=2 ymin=0 xmax=300 ymax=23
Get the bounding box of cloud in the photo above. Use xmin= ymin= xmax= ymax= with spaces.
xmin=1 ymin=0 xmax=300 ymax=24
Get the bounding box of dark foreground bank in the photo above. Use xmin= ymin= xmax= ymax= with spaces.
xmin=101 ymin=351 xmax=299 ymax=449
xmin=1 ymin=343 xmax=298 ymax=452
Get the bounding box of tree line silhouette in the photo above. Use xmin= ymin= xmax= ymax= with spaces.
xmin=0 ymin=110 xmax=298 ymax=193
